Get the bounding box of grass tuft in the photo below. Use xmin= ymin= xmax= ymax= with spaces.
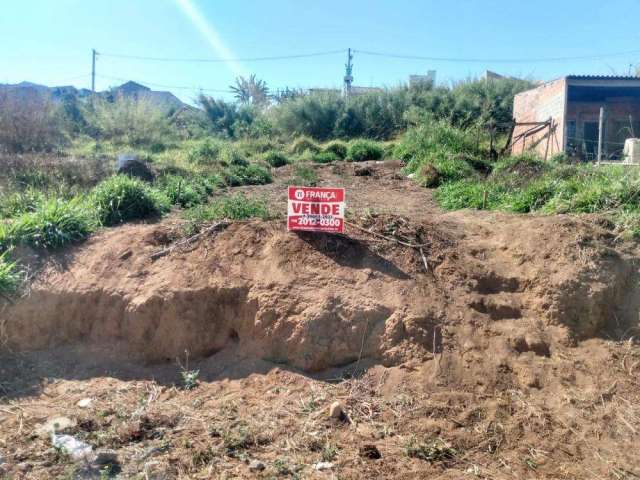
xmin=347 ymin=139 xmax=384 ymax=162
xmin=223 ymin=164 xmax=272 ymax=186
xmin=0 ymin=250 xmax=21 ymax=296
xmin=93 ymin=175 xmax=170 ymax=226
xmin=186 ymin=195 xmax=272 ymax=223
xmin=323 ymin=140 xmax=348 ymax=159
xmin=8 ymin=198 xmax=96 ymax=249
xmin=263 ymin=150 xmax=290 ymax=168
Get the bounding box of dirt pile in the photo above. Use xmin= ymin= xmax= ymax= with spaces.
xmin=1 ymin=161 xmax=639 ymax=478
xmin=3 ymin=208 xmax=638 ymax=373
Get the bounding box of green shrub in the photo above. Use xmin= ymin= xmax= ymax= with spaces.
xmin=0 ymin=92 xmax=68 ymax=153
xmin=287 ymin=164 xmax=318 ymax=186
xmin=274 ymin=94 xmax=343 ymax=141
xmin=9 ymin=198 xmax=96 ymax=249
xmin=263 ymin=150 xmax=290 ymax=168
xmin=492 ymin=153 xmax=548 ymax=176
xmin=0 ymin=250 xmax=21 ymax=295
xmin=312 ymin=151 xmax=339 ymax=164
xmin=219 ymin=144 xmax=249 ymax=166
xmin=435 ymin=161 xmax=640 ymax=240
xmin=430 ymin=155 xmax=477 ymax=185
xmin=84 ymin=96 xmax=173 ymax=148
xmin=93 ymin=175 xmax=169 ymax=226
xmin=157 ymin=175 xmax=209 ymax=208
xmin=289 ymin=136 xmax=321 ymax=155
xmin=237 ymin=137 xmax=279 ymax=155
xmin=0 ymin=188 xmax=45 ymax=218
xmin=0 ymin=223 xmax=10 ymax=252
xmin=323 ymin=141 xmax=348 ymax=159
xmin=11 ymin=168 xmax=51 ymax=189
xmin=500 ymin=178 xmax=558 ymax=213
xmin=224 ymin=164 xmax=272 ymax=186
xmin=383 ymin=142 xmax=396 ymax=159
xmin=187 ymin=195 xmax=272 ymax=222
xmin=435 ymin=180 xmax=489 ymax=210
xmin=347 ymin=140 xmax=384 ymax=162
xmin=187 ymin=139 xmax=222 ymax=164
xmin=395 ymin=121 xmax=478 ymax=174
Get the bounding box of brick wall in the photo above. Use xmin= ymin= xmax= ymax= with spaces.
xmin=512 ymin=78 xmax=566 ymax=157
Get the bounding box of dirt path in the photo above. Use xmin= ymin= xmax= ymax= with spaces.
xmin=235 ymin=160 xmax=440 ymax=219
xmin=1 ymin=160 xmax=639 ymax=479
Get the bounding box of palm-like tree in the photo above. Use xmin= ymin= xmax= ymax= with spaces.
xmin=230 ymin=74 xmax=269 ymax=105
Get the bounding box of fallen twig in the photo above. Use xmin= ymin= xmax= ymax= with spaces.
xmin=419 ymin=247 xmax=429 ymax=272
xmin=345 ymin=220 xmax=433 ymax=274
xmin=345 ymin=220 xmax=428 ymax=248
xmin=150 ymin=221 xmax=230 ymax=261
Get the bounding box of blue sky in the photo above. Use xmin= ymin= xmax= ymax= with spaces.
xmin=1 ymin=0 xmax=640 ymax=103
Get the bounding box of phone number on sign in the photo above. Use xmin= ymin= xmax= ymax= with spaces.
xmin=294 ymin=217 xmax=342 ymax=227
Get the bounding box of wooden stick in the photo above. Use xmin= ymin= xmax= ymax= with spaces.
xmin=544 ymin=118 xmax=552 ymax=161
xmin=345 ymin=221 xmax=429 ymax=248
xmin=150 ymin=221 xmax=230 ymax=261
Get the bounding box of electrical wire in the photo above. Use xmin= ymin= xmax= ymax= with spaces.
xmin=98 ymin=49 xmax=346 ymax=63
xmin=95 ymin=74 xmax=233 ymax=93
xmin=353 ymin=49 xmax=640 ymax=64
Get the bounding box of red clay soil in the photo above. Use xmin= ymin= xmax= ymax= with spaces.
xmin=1 ymin=160 xmax=639 ymax=479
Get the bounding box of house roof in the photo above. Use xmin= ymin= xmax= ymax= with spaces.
xmin=566 ymin=75 xmax=640 ymax=81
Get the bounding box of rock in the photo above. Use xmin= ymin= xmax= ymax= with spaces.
xmin=92 ymin=449 xmax=118 ymax=466
xmin=16 ymin=462 xmax=32 ymax=473
xmin=359 ymin=444 xmax=381 ymax=459
xmin=314 ymin=462 xmax=334 ymax=471
xmin=143 ymin=461 xmax=170 ymax=480
xmin=76 ymin=398 xmax=93 ymax=408
xmin=248 ymin=459 xmax=266 ymax=471
xmin=36 ymin=416 xmax=76 ymax=436
xmin=354 ymin=165 xmax=373 ymax=176
xmin=51 ymin=433 xmax=93 ymax=461
xmin=328 ymin=401 xmax=346 ymax=421
xmin=117 ymin=154 xmax=155 ymax=182
xmin=524 ymin=332 xmax=550 ymax=357
xmin=137 ymin=445 xmax=168 ymax=461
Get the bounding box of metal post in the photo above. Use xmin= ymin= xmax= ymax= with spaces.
xmin=343 ymin=48 xmax=353 ymax=99
xmin=544 ymin=118 xmax=552 ymax=161
xmin=597 ymin=106 xmax=605 ymax=164
xmin=91 ymin=49 xmax=96 ymax=93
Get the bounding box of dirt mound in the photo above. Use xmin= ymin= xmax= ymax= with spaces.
xmin=3 ymin=209 xmax=638 ymax=373
xmin=1 ymin=160 xmax=640 ymax=478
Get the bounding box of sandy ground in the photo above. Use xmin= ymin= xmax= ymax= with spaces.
xmin=1 ymin=160 xmax=639 ymax=479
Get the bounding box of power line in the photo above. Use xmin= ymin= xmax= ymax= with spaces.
xmin=96 ymin=74 xmax=233 ymax=93
xmin=353 ymin=48 xmax=640 ymax=64
xmin=98 ymin=49 xmax=346 ymax=63
xmin=95 ymin=46 xmax=640 ymax=67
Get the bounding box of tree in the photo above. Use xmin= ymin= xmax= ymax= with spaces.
xmin=272 ymin=87 xmax=305 ymax=104
xmin=197 ymin=95 xmax=237 ymax=137
xmin=230 ymin=74 xmax=269 ymax=106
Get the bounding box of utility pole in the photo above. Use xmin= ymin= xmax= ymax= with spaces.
xmin=91 ymin=49 xmax=97 ymax=93
xmin=343 ymin=48 xmax=353 ymax=99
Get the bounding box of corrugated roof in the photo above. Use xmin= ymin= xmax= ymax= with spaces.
xmin=566 ymin=75 xmax=640 ymax=80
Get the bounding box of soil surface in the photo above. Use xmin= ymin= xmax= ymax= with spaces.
xmin=1 ymin=160 xmax=639 ymax=479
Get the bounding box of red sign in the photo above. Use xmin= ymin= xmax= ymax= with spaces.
xmin=287 ymin=186 xmax=345 ymax=233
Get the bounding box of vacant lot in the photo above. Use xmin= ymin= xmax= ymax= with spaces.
xmin=1 ymin=160 xmax=639 ymax=479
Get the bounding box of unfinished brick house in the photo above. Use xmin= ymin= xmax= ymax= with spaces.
xmin=511 ymin=76 xmax=640 ymax=161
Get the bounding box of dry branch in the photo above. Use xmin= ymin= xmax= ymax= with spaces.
xmin=150 ymin=221 xmax=230 ymax=261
